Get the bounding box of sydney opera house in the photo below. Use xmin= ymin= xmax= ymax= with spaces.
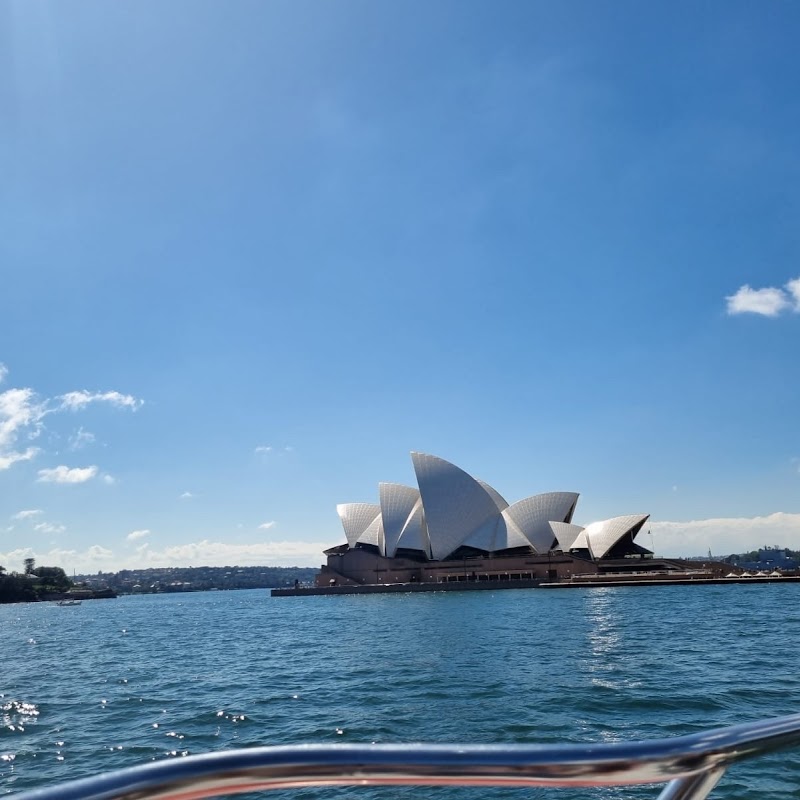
xmin=316 ymin=452 xmax=658 ymax=588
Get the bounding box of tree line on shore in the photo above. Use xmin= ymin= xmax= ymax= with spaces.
xmin=77 ymin=565 xmax=318 ymax=593
xmin=1 ymin=559 xmax=319 ymax=602
xmin=0 ymin=558 xmax=72 ymax=603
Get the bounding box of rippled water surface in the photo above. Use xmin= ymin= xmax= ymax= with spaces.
xmin=2 ymin=585 xmax=800 ymax=799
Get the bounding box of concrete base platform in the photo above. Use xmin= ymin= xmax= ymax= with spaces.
xmin=540 ymin=576 xmax=800 ymax=589
xmin=272 ymin=575 xmax=800 ymax=596
xmin=271 ymin=579 xmax=540 ymax=597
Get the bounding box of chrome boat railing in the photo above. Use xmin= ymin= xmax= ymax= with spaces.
xmin=13 ymin=712 xmax=800 ymax=800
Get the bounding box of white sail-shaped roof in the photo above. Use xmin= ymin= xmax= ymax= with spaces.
xmin=335 ymin=452 xmax=650 ymax=564
xmin=570 ymin=528 xmax=590 ymax=551
xmin=337 ymin=503 xmax=381 ymax=547
xmin=489 ymin=514 xmax=536 ymax=551
xmin=583 ymin=514 xmax=649 ymax=559
xmin=379 ymin=483 xmax=421 ymax=558
xmin=501 ymin=492 xmax=579 ymax=553
xmin=462 ymin=515 xmax=500 ymax=551
xmin=396 ymin=497 xmax=430 ymax=556
xmin=356 ymin=513 xmax=385 ymax=555
xmin=460 ymin=479 xmax=515 ymax=551
xmin=550 ymin=521 xmax=585 ymax=552
xmin=477 ymin=480 xmax=509 ymax=511
xmin=411 ymin=452 xmax=501 ymax=560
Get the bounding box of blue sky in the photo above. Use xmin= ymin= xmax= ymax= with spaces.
xmin=2 ymin=1 xmax=799 ymax=572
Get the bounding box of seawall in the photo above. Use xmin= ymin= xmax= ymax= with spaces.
xmin=271 ymin=579 xmax=540 ymax=597
xmin=272 ymin=575 xmax=800 ymax=597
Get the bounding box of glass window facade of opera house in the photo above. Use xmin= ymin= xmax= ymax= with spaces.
xmin=317 ymin=452 xmax=660 ymax=588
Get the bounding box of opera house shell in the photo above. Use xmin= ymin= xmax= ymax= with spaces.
xmin=321 ymin=452 xmax=652 ymax=587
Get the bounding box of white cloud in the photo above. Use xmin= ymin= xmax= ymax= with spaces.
xmin=37 ymin=465 xmax=99 ymax=484
xmin=786 ymin=277 xmax=800 ymax=307
xmin=179 ymin=491 xmax=194 ymax=499
xmin=33 ymin=521 xmax=66 ymax=534
xmin=0 ymin=538 xmax=328 ymax=572
xmin=0 ymin=547 xmax=37 ymax=568
xmin=126 ymin=529 xmax=151 ymax=541
xmin=0 ymin=388 xmax=45 ymax=446
xmin=652 ymin=511 xmax=800 ymax=557
xmin=726 ymin=276 xmax=800 ymax=316
xmin=258 ymin=521 xmax=277 ymax=530
xmin=0 ymin=545 xmax=112 ymax=574
xmin=59 ymin=390 xmax=144 ymax=411
xmin=134 ymin=539 xmax=326 ymax=568
xmin=726 ymin=285 xmax=790 ymax=316
xmin=0 ymin=387 xmax=47 ymax=470
xmin=0 ymin=371 xmax=142 ymax=474
xmin=102 ymin=474 xmax=116 ymax=485
xmin=255 ymin=444 xmax=295 ymax=455
xmin=68 ymin=427 xmax=96 ymax=450
xmin=87 ymin=545 xmax=113 ymax=560
xmin=13 ymin=509 xmax=43 ymax=520
xmin=0 ymin=447 xmax=39 ymax=470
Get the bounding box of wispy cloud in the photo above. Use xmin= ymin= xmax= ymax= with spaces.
xmin=0 ymin=387 xmax=47 ymax=442
xmin=0 ymin=366 xmax=142 ymax=473
xmin=34 ymin=521 xmax=66 ymax=534
xmin=726 ymin=276 xmax=800 ymax=316
xmin=0 ymin=447 xmax=39 ymax=470
xmin=37 ymin=465 xmax=99 ymax=484
xmin=68 ymin=427 xmax=96 ymax=450
xmin=255 ymin=444 xmax=294 ymax=456
xmin=0 ymin=386 xmax=47 ymax=470
xmin=258 ymin=521 xmax=277 ymax=530
xmin=59 ymin=390 xmax=144 ymax=411
xmin=126 ymin=529 xmax=150 ymax=541
xmin=13 ymin=509 xmax=43 ymax=520
xmin=179 ymin=491 xmax=194 ymax=499
xmin=102 ymin=474 xmax=116 ymax=485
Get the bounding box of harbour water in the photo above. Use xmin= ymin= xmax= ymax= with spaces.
xmin=2 ymin=585 xmax=799 ymax=799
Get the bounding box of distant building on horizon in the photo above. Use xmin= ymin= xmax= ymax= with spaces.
xmin=728 ymin=546 xmax=798 ymax=572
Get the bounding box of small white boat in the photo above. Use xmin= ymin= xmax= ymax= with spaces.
xmin=57 ymin=598 xmax=82 ymax=606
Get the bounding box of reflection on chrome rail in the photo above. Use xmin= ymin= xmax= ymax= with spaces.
xmin=14 ymin=712 xmax=800 ymax=800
